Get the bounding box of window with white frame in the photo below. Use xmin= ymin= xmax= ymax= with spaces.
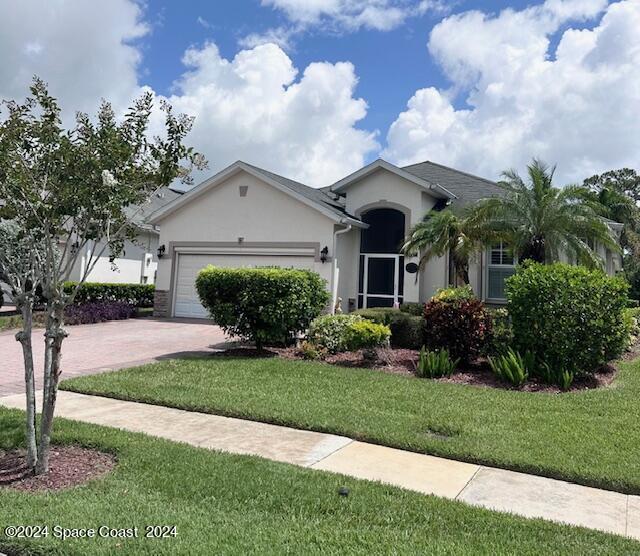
xmin=487 ymin=242 xmax=516 ymax=300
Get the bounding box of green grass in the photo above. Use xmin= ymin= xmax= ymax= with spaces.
xmin=0 ymin=409 xmax=638 ymax=554
xmin=62 ymin=356 xmax=640 ymax=494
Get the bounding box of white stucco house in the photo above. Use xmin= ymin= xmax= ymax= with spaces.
xmin=148 ymin=159 xmax=623 ymax=319
xmin=66 ymin=187 xmax=183 ymax=286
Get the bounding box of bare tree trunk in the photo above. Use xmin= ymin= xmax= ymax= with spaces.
xmin=35 ymin=303 xmax=67 ymax=475
xmin=15 ymin=300 xmax=38 ymax=470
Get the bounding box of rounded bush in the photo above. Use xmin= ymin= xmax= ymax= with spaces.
xmin=196 ymin=266 xmax=329 ymax=350
xmin=423 ymin=290 xmax=492 ymax=362
xmin=343 ymin=319 xmax=390 ymax=351
xmin=506 ymin=262 xmax=629 ymax=375
xmin=353 ymin=308 xmax=423 ymax=349
xmin=308 ymin=314 xmax=364 ymax=353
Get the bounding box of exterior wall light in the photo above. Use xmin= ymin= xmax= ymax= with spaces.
xmin=157 ymin=244 xmax=166 ymax=259
xmin=320 ymin=246 xmax=329 ymax=263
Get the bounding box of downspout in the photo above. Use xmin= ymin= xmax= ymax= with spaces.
xmin=331 ymin=222 xmax=352 ymax=314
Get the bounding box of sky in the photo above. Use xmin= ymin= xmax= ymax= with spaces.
xmin=0 ymin=0 xmax=638 ymax=188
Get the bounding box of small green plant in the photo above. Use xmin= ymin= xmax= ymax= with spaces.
xmin=343 ymin=320 xmax=391 ymax=351
xmin=308 ymin=314 xmax=364 ymax=353
xmin=415 ymin=347 xmax=460 ymax=378
xmin=557 ymin=369 xmax=574 ymax=391
xmin=299 ymin=341 xmax=326 ymax=360
xmin=432 ymin=285 xmax=476 ymax=303
xmin=488 ymin=349 xmax=529 ymax=387
xmin=538 ymin=362 xmax=574 ymax=391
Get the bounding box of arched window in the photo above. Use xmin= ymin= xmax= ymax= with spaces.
xmin=359 ymin=208 xmax=405 ymax=253
xmin=358 ymin=208 xmax=406 ymax=308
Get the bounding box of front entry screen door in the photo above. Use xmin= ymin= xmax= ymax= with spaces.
xmin=358 ymin=254 xmax=404 ymax=308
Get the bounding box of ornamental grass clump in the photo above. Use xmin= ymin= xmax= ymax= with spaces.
xmin=415 ymin=347 xmax=459 ymax=378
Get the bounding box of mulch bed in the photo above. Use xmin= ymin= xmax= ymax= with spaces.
xmin=0 ymin=445 xmax=116 ymax=492
xmin=224 ymin=344 xmax=623 ymax=394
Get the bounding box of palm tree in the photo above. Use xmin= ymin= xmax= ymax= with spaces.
xmin=401 ymin=208 xmax=488 ymax=285
xmin=582 ymin=181 xmax=640 ymax=258
xmin=468 ymin=159 xmax=619 ymax=267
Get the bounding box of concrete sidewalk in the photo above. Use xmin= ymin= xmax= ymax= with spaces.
xmin=1 ymin=391 xmax=638 ymax=541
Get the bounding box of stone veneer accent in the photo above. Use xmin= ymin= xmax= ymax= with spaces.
xmin=153 ymin=289 xmax=170 ymax=317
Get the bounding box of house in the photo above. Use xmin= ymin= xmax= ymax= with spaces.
xmin=148 ymin=159 xmax=623 ymax=318
xmin=66 ymin=187 xmax=183 ymax=285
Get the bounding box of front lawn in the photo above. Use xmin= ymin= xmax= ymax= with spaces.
xmin=62 ymin=355 xmax=640 ymax=494
xmin=2 ymin=409 xmax=635 ymax=554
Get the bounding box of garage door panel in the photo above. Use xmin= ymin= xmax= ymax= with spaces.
xmin=173 ymin=253 xmax=317 ymax=318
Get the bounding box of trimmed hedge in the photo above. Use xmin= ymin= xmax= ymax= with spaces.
xmin=353 ymin=308 xmax=423 ymax=349
xmin=64 ymin=282 xmax=155 ymax=308
xmin=506 ymin=262 xmax=629 ymax=375
xmin=423 ymin=291 xmax=493 ymax=362
xmin=196 ymin=266 xmax=329 ymax=350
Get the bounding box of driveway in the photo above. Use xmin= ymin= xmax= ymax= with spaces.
xmin=0 ymin=318 xmax=227 ymax=396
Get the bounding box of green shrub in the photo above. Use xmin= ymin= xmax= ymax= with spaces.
xmin=506 ymin=263 xmax=629 ymax=375
xmin=432 ymin=285 xmax=475 ymax=303
xmin=343 ymin=320 xmax=391 ymax=351
xmin=486 ymin=308 xmax=513 ymax=355
xmin=299 ymin=340 xmax=326 ymax=360
xmin=353 ymin=308 xmax=423 ymax=349
xmin=399 ymin=302 xmax=423 ymax=316
xmin=415 ymin=347 xmax=459 ymax=378
xmin=309 ymin=314 xmax=364 ymax=353
xmin=196 ymin=266 xmax=329 ymax=350
xmin=423 ymin=296 xmax=492 ymax=362
xmin=488 ymin=349 xmax=529 ymax=387
xmin=64 ymin=282 xmax=155 ymax=307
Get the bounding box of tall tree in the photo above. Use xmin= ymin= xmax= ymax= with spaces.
xmin=0 ymin=78 xmax=206 ymax=474
xmin=468 ymin=159 xmax=619 ymax=267
xmin=401 ymin=208 xmax=489 ymax=285
xmin=583 ymin=169 xmax=640 ymax=258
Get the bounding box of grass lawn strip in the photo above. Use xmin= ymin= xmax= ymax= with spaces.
xmin=61 ymin=356 xmax=640 ymax=494
xmin=0 ymin=408 xmax=638 ymax=555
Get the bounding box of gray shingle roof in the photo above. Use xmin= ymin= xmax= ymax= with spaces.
xmin=402 ymin=160 xmax=505 ymax=208
xmin=243 ymin=162 xmax=359 ymax=222
xmin=129 ymin=187 xmax=183 ymax=231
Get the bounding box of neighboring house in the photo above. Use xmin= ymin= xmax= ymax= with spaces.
xmin=67 ymin=187 xmax=183 ymax=285
xmin=148 ymin=159 xmax=623 ymax=318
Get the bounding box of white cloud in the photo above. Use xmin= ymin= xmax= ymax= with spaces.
xmin=384 ymin=0 xmax=640 ymax=184
xmin=196 ymin=16 xmax=213 ymax=29
xmin=0 ymin=0 xmax=148 ymax=119
xmin=244 ymin=0 xmax=444 ymax=49
xmin=238 ymin=26 xmax=295 ymax=51
xmin=162 ymin=43 xmax=378 ymax=187
xmin=0 ymin=1 xmax=377 ymax=188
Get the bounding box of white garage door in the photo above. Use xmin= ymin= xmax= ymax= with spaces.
xmin=173 ymin=253 xmax=317 ymax=318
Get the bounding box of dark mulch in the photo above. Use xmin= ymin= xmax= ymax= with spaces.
xmin=268 ymin=345 xmax=622 ymax=393
xmin=0 ymin=445 xmax=116 ymax=492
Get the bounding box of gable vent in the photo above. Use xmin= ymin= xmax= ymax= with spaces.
xmin=239 ymin=185 xmax=248 ymax=197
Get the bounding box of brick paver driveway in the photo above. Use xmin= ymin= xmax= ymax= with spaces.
xmin=0 ymin=318 xmax=227 ymax=396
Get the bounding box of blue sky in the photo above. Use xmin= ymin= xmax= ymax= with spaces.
xmin=1 ymin=0 xmax=638 ymax=187
xmin=142 ymin=0 xmax=533 ymax=134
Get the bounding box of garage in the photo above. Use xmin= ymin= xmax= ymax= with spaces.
xmin=172 ymin=252 xmax=319 ymax=318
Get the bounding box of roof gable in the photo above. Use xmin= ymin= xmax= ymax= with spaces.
xmin=330 ymin=159 xmax=456 ymax=200
xmin=148 ymin=161 xmax=365 ymax=227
